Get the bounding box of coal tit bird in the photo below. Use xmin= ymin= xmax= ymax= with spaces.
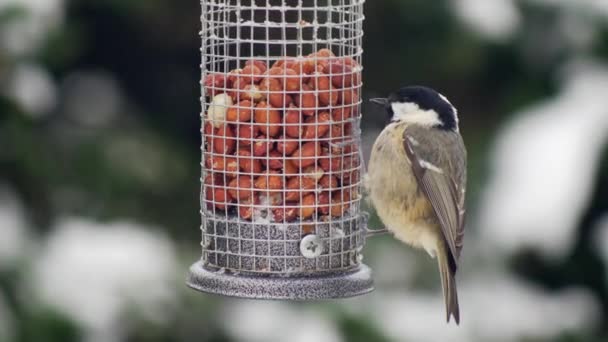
xmin=367 ymin=86 xmax=467 ymax=324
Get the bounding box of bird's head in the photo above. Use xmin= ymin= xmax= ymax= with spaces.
xmin=370 ymin=86 xmax=459 ymax=132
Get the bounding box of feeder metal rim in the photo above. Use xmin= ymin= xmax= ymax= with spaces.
xmin=187 ymin=261 xmax=374 ymax=300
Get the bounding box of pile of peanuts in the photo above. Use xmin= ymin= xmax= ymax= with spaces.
xmin=203 ymin=48 xmax=362 ymax=222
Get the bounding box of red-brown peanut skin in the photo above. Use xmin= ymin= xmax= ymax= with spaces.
xmin=238 ymin=194 xmax=260 ymax=220
xmin=203 ymin=172 xmax=220 ymax=186
xmin=309 ymin=72 xmax=338 ymax=106
xmin=317 ymin=192 xmax=331 ymax=215
xmin=283 ymin=68 xmax=301 ymax=92
xmin=341 ymin=169 xmax=361 ymax=186
xmin=285 ymin=176 xmax=317 ymax=202
xmin=205 ymin=155 xmax=239 ymax=180
xmin=340 ymin=56 xmax=360 ymax=68
xmin=254 ymin=170 xmax=284 ymax=193
xmin=289 ymin=59 xmax=314 ymax=83
xmin=318 ymin=148 xmax=343 ymax=173
xmin=227 ymin=176 xmax=255 ymax=201
xmin=203 ymin=173 xmax=225 ymax=196
xmin=323 ymin=62 xmax=361 ymax=88
xmin=266 ymin=67 xmax=301 ymax=92
xmin=330 ymin=190 xmax=351 ymax=217
xmin=331 ymin=106 xmax=353 ymax=122
xmin=203 ymin=49 xmax=362 ymax=220
xmin=252 ymin=135 xmax=273 ymax=157
xmin=245 ymin=60 xmax=268 ymax=74
xmin=213 ymin=125 xmax=236 ymax=155
xmin=319 ymin=87 xmax=339 ymax=107
xmin=235 ymin=122 xmax=259 ymax=146
xmin=308 ymin=72 xmax=329 ymax=90
xmin=262 ymin=150 xmax=284 ymax=170
xmin=319 ymin=175 xmax=339 ymax=189
xmin=271 ymin=57 xmax=297 ymax=70
xmin=205 ymin=184 xmax=233 ymax=210
xmin=203 ymin=73 xmax=228 ymax=98
xmin=260 ymin=77 xmax=293 ymax=108
xmin=283 ymin=159 xmax=298 ymax=176
xmin=227 ymin=78 xmax=246 ymax=102
xmin=272 ymin=207 xmax=297 ymax=222
xmin=299 ymin=194 xmax=316 ymax=219
xmin=339 ymin=88 xmax=360 ymax=105
xmin=240 ymin=65 xmax=263 ymax=83
xmin=276 ymin=135 xmax=299 ymax=155
xmin=307 ymin=48 xmax=335 ymax=69
xmin=254 ymin=102 xmax=281 ymax=137
xmin=227 ymin=69 xmax=243 ymax=85
xmin=236 ymin=149 xmax=263 ymax=174
xmin=294 ymin=84 xmax=318 ymax=116
xmin=302 ymin=111 xmax=330 ymax=140
xmin=203 ymin=122 xmax=215 ymax=149
xmin=340 ymin=156 xmax=361 ymax=185
xmin=302 ymin=165 xmax=325 ymax=183
xmin=328 ymin=121 xmax=353 ymax=142
xmin=226 ymin=100 xmax=254 ymax=122
xmin=283 ymin=107 xmax=303 ymax=138
xmin=292 ymin=142 xmax=322 ymax=168
xmin=313 ymin=48 xmax=335 ymax=58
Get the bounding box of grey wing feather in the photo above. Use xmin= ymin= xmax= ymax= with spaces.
xmin=403 ymin=128 xmax=467 ymax=263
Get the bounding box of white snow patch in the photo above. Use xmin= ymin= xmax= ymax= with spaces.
xmin=6 ymin=63 xmax=57 ymax=118
xmin=478 ymin=60 xmax=608 ymax=259
xmin=222 ymin=301 xmax=341 ymax=342
xmin=452 ymin=0 xmax=521 ymax=41
xmin=30 ymin=218 xmax=179 ymax=341
xmin=452 ymin=0 xmax=608 ymax=43
xmin=366 ymin=274 xmax=598 ymax=342
xmin=0 ymin=0 xmax=64 ymax=55
xmin=530 ymin=0 xmax=608 ymax=18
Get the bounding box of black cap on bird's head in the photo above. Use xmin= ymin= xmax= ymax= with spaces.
xmin=370 ymin=86 xmax=459 ymax=131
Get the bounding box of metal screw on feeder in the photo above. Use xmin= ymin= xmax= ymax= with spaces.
xmin=187 ymin=0 xmax=385 ymax=300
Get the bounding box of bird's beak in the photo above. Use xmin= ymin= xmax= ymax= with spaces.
xmin=370 ymin=98 xmax=388 ymax=107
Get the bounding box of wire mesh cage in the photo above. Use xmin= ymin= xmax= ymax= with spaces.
xmin=187 ymin=0 xmax=373 ymax=300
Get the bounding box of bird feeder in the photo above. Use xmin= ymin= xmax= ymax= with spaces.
xmin=187 ymin=0 xmax=377 ymax=300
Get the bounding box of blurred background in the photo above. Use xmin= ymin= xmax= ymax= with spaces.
xmin=1 ymin=0 xmax=607 ymax=341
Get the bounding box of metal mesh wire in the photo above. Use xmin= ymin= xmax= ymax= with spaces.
xmin=200 ymin=0 xmax=365 ymax=276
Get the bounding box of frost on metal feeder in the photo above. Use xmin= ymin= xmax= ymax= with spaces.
xmin=187 ymin=0 xmax=377 ymax=300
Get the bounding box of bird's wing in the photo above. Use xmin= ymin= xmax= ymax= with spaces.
xmin=403 ymin=129 xmax=466 ymax=264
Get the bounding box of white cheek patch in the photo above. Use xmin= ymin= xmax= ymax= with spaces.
xmin=391 ymin=102 xmax=442 ymax=127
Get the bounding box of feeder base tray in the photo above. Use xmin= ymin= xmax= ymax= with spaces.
xmin=187 ymin=261 xmax=374 ymax=300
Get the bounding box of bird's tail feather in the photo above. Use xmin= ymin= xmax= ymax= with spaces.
xmin=438 ymin=246 xmax=460 ymax=324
